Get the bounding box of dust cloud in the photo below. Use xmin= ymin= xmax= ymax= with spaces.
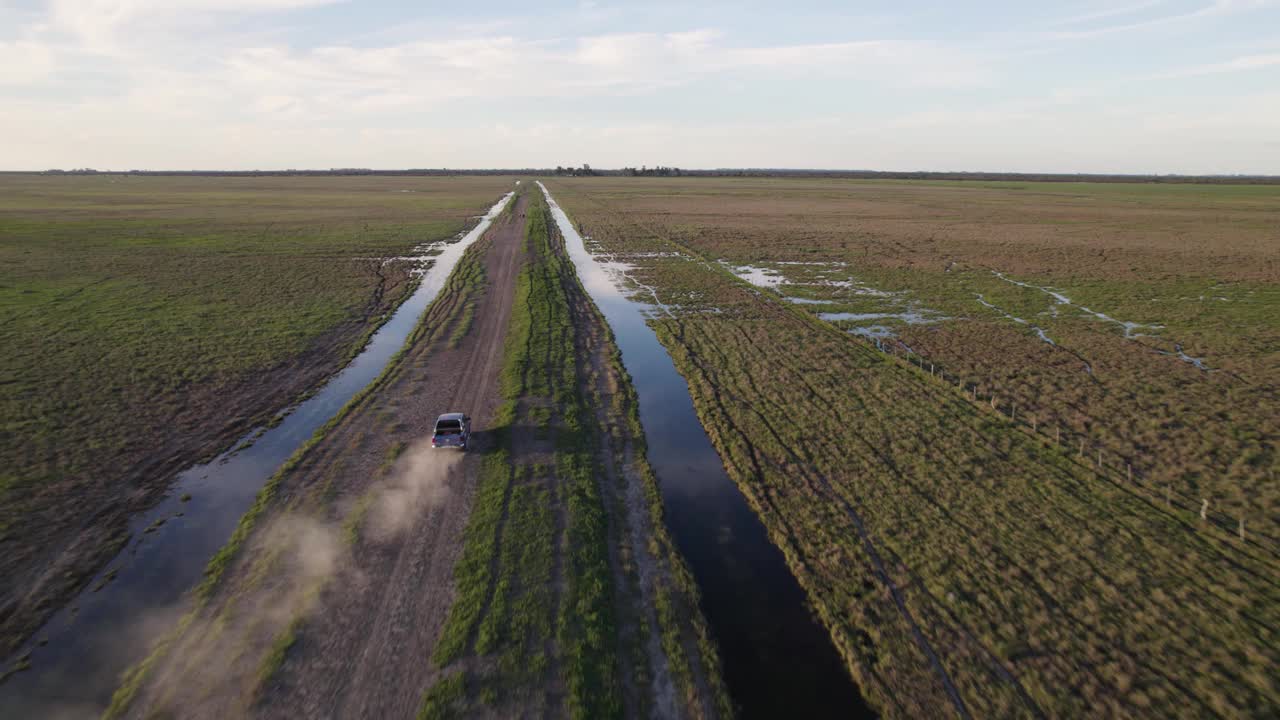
xmin=367 ymin=440 xmax=462 ymax=541
xmin=131 ymin=441 xmax=463 ymax=718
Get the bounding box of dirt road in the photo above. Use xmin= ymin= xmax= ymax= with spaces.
xmin=116 ymin=195 xmax=529 ymax=719
xmin=274 ymin=195 xmax=528 ymax=720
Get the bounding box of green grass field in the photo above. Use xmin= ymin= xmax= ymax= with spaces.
xmin=548 ymin=176 xmax=1279 ymax=718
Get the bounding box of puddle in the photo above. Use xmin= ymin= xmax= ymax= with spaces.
xmin=818 ymin=307 xmax=948 ymax=350
xmin=616 ymin=251 xmax=686 ymax=259
xmin=724 ymin=262 xmax=788 ymax=289
xmin=541 ymin=183 xmax=869 ymax=718
xmin=723 ymin=259 xmax=910 ymax=307
xmin=597 ymin=258 xmax=638 ymax=278
xmin=991 ymin=271 xmax=1210 ymax=369
xmin=727 ymin=261 xmax=898 ymax=300
xmin=1176 ymin=345 xmax=1209 ymax=370
xmin=1161 ymin=343 xmax=1210 ymax=370
xmin=834 ymin=283 xmax=899 ymax=297
xmin=975 ymin=294 xmax=1056 ymax=346
xmin=585 ymin=254 xmax=674 ymax=318
xmin=993 ymin=271 xmax=1072 ymax=307
xmin=850 ymin=325 xmax=897 ymax=340
xmin=819 ymin=310 xmax=943 ymax=325
xmin=993 ymin=270 xmax=1161 ymax=338
xmin=0 ymin=190 xmax=516 ymax=718
xmin=721 ymin=260 xmax=938 ymax=346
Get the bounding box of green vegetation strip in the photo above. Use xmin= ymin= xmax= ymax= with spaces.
xmin=556 ymin=224 xmax=733 ymax=717
xmin=424 ymin=191 xmax=624 ymax=718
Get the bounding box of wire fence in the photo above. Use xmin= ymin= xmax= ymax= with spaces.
xmin=871 ymin=339 xmax=1278 ymax=562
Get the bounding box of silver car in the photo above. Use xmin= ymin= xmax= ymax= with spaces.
xmin=431 ymin=412 xmax=471 ymax=450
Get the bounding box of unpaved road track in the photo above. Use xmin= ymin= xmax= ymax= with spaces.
xmin=264 ymin=195 xmax=529 ymax=719
xmin=120 ymin=196 xmax=529 ymax=719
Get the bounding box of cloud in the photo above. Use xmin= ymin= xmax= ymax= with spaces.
xmin=47 ymin=0 xmax=342 ymax=52
xmin=1042 ymin=0 xmax=1276 ymax=39
xmin=205 ymin=31 xmax=992 ymax=117
xmin=0 ymin=41 xmax=56 ymax=85
xmin=728 ymin=40 xmax=993 ymax=87
xmin=1048 ymin=0 xmax=1171 ymax=27
xmin=1152 ymin=51 xmax=1280 ymax=78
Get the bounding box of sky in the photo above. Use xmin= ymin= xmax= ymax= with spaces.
xmin=2 ymin=0 xmax=1278 ymax=173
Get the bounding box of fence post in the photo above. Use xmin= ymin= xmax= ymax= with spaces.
xmin=1165 ymin=485 xmax=1171 ymax=508
xmin=1239 ymin=517 xmax=1246 ymax=542
xmin=1079 ymin=438 xmax=1084 ymax=457
xmin=991 ymin=395 xmax=997 ymax=410
xmin=1055 ymin=426 xmax=1060 ymax=446
xmin=1127 ymin=463 xmax=1132 ymax=483
xmin=1097 ymin=448 xmax=1102 ymax=469
xmin=1200 ymin=498 xmax=1209 ymax=522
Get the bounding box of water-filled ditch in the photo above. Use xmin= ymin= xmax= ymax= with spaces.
xmin=540 ymin=183 xmax=870 ymax=718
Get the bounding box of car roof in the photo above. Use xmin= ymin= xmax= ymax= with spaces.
xmin=436 ymin=412 xmax=467 ymax=421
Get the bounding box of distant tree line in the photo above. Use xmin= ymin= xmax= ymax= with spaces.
xmin=553 ymin=164 xmax=597 ymax=176
xmin=16 ymin=167 xmax=1277 ymax=184
xmin=621 ymin=165 xmax=682 ymax=176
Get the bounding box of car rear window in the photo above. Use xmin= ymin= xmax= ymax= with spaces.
xmin=436 ymin=419 xmax=462 ymax=433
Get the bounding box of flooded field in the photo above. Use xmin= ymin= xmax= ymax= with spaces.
xmin=543 ymin=176 xmax=1280 ymax=718
xmin=0 ymin=191 xmax=514 ymax=717
xmin=725 ymin=259 xmax=948 ymax=345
